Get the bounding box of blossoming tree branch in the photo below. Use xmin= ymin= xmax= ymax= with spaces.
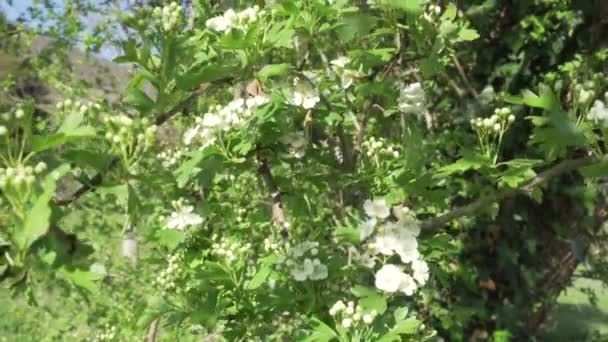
xmin=1 ymin=0 xmax=608 ymax=341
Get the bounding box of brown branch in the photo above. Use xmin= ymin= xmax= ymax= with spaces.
xmin=451 ymin=55 xmax=479 ymax=98
xmin=420 ymin=155 xmax=599 ymax=231
xmin=146 ymin=318 xmax=160 ymax=342
xmin=256 ymin=146 xmax=289 ymax=240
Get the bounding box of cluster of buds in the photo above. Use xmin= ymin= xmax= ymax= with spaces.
xmin=421 ymin=3 xmax=442 ymax=22
xmin=276 ymin=241 xmax=328 ymax=282
xmin=155 ymin=252 xmax=184 ymax=295
xmin=92 ymin=324 xmax=117 ymax=342
xmin=329 ymin=300 xmax=378 ymax=328
xmin=362 ymin=136 xmax=400 ymax=159
xmin=210 ymin=235 xmax=251 ymax=263
xmin=55 ymin=99 xmax=102 ymax=116
xmin=574 ymin=81 xmax=596 ymax=105
xmin=152 ymin=2 xmax=183 ymax=32
xmin=157 ymin=147 xmax=188 ymax=168
xmin=205 ymin=6 xmax=263 ymax=34
xmin=470 ymin=107 xmax=515 ymax=133
xmin=103 ymin=115 xmax=157 ymax=169
xmin=0 ymin=162 xmax=46 ymax=189
xmin=0 ymin=106 xmax=30 ymax=135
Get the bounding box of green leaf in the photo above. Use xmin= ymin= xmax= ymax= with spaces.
xmin=456 ymin=27 xmax=480 ymax=42
xmin=336 ymin=13 xmax=377 ymax=43
xmin=300 ymin=318 xmax=337 ymax=342
xmin=176 ymin=62 xmax=239 ymax=91
xmin=58 ymin=267 xmax=99 ymax=293
xmin=435 ymin=153 xmax=491 ymax=178
xmin=521 ymin=85 xmax=560 ymax=111
xmin=257 ymin=63 xmax=293 ymax=81
xmin=58 ymin=110 xmax=84 ymax=133
xmin=248 ymin=255 xmax=276 ymax=290
xmin=382 ymin=0 xmax=426 ymax=14
xmin=174 ymin=146 xmax=222 ymax=188
xmin=31 ymin=127 xmax=96 ymax=152
xmin=378 ymin=317 xmax=421 ymax=342
xmin=18 ymin=164 xmax=70 ymax=251
xmin=265 ymin=21 xmax=295 ymax=48
xmin=123 ymin=87 xmax=154 ymax=113
xmin=351 ymin=285 xmax=387 ymax=314
xmin=138 ymin=296 xmax=172 ymax=329
xmin=155 ymin=229 xmax=186 ymax=249
xmin=127 ymin=183 xmax=140 ymax=223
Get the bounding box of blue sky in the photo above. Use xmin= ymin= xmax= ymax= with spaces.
xmin=1 ymin=0 xmax=122 ymax=60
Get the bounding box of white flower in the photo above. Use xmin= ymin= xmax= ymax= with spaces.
xmin=360 ymin=218 xmax=376 ymax=241
xmin=291 ymin=258 xmax=314 ymax=281
xmin=399 ymin=82 xmax=426 ymax=116
xmin=341 ymin=318 xmax=353 ymax=328
xmin=399 ymin=273 xmax=418 ymax=296
xmin=329 ymin=300 xmax=346 ymax=316
xmin=292 ymin=241 xmax=317 ymax=257
xmin=362 ymin=314 xmax=374 ymax=324
xmin=167 ymin=206 xmax=203 ymax=230
xmin=330 ymin=56 xmax=350 ymax=69
xmin=374 ymin=264 xmax=406 ymax=293
xmin=287 ymin=78 xmax=320 ymax=109
xmin=0 ymin=125 xmax=7 ymax=136
xmin=360 ymin=252 xmax=376 ymax=269
xmin=363 ymin=198 xmax=390 ymax=219
xmin=588 ymin=99 xmax=608 ymax=126
xmin=309 ymin=259 xmax=328 ymax=280
xmin=183 ymin=126 xmax=200 ymax=145
xmin=412 ymin=258 xmax=430 ymax=285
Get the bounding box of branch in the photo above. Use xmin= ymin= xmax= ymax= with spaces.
xmin=256 ymin=146 xmax=289 ymax=240
xmin=420 ymin=156 xmax=599 ymax=230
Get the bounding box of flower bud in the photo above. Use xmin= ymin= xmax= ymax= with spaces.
xmin=493 ymin=123 xmax=501 ymax=132
xmin=34 ymin=162 xmax=47 ymax=174
xmin=508 ymin=114 xmax=515 ymax=123
xmin=0 ymin=125 xmax=7 ymax=136
xmin=15 ymin=109 xmax=25 ymax=119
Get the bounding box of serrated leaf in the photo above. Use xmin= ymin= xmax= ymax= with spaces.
xmin=18 ymin=164 xmax=70 ymax=251
xmin=155 ymin=229 xmax=186 ymax=249
xmin=456 ymin=27 xmax=480 ymax=42
xmin=174 ymin=146 xmax=222 ymax=187
xmin=58 ymin=267 xmax=99 ymax=293
xmin=435 ymin=153 xmax=491 ymax=178
xmin=257 ymin=63 xmax=292 ymax=81
xmin=176 ymin=62 xmax=240 ymax=91
xmin=382 ymin=0 xmax=426 ymax=14
xmin=300 ymin=318 xmax=337 ymax=342
xmin=31 ymin=127 xmax=96 ymax=152
xmin=124 ymin=87 xmax=154 ymax=113
xmin=138 ymin=296 xmax=172 ymax=329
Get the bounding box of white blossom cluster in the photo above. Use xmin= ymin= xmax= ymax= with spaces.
xmin=91 ymin=324 xmax=117 ymax=342
xmin=356 ymin=199 xmax=430 ymax=296
xmin=421 ymin=4 xmax=442 ymax=22
xmin=276 ymin=241 xmax=328 ymax=282
xmin=587 ymin=92 xmax=608 ymax=126
xmin=398 ymin=82 xmax=426 ymax=116
xmin=183 ymin=95 xmax=269 ymax=149
xmin=287 ymin=77 xmax=320 ymax=110
xmin=470 ymin=107 xmax=515 ymax=133
xmin=164 ymin=199 xmax=204 ymax=231
xmin=206 ymin=6 xmax=262 ymax=34
xmin=330 ymin=56 xmax=364 ymax=90
xmin=155 ymin=252 xmax=184 ymax=294
xmin=211 ymin=235 xmax=252 ymax=263
xmin=0 ymin=162 xmax=46 ymax=189
xmin=329 ymin=300 xmax=378 ymax=328
xmin=152 ymin=2 xmax=183 ymax=32
xmin=157 ymin=147 xmax=188 ymax=168
xmin=280 ymin=131 xmax=307 ymax=158
xmin=362 ymin=136 xmax=400 ymax=159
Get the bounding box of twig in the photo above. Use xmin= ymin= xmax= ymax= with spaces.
xmin=451 ymin=54 xmax=479 ymax=97
xmin=146 ymin=318 xmax=160 ymax=342
xmin=420 ymin=156 xmax=599 ymax=230
xmin=256 ymin=146 xmax=289 ymax=240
